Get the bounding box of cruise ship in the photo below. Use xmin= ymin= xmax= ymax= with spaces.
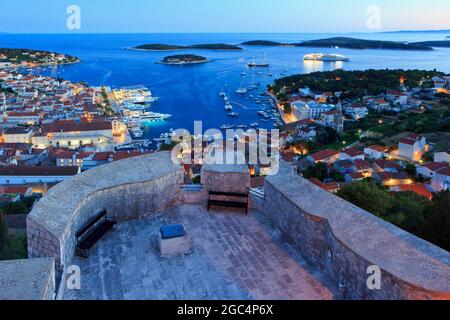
xmin=113 ymin=88 xmax=159 ymax=105
xmin=304 ymin=53 xmax=349 ymax=62
xmin=125 ymin=112 xmax=172 ymax=126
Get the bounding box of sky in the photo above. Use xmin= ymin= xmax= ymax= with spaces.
xmin=1 ymin=0 xmax=450 ymax=34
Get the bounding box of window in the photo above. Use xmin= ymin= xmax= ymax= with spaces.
xmin=56 ymin=142 xmax=60 ymax=147
xmin=79 ymin=140 xmax=83 ymax=146
xmin=68 ymin=141 xmax=72 ymax=147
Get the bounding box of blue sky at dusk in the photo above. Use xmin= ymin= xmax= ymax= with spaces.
xmin=1 ymin=0 xmax=450 ymax=33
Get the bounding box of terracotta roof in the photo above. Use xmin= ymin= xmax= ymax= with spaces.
xmin=436 ymin=166 xmax=450 ymax=177
xmin=0 ymin=186 xmax=30 ymax=195
xmin=310 ymin=149 xmax=339 ymax=162
xmin=113 ymin=151 xmax=153 ymax=162
xmin=92 ymin=152 xmax=113 ymax=161
xmin=398 ymin=184 xmax=433 ymax=200
xmin=0 ymin=166 xmax=79 ymax=176
xmin=341 ymin=148 xmax=364 ymax=157
xmin=366 ymin=145 xmax=387 ymax=153
xmin=419 ymin=162 xmax=448 ymax=172
xmin=375 ymin=172 xmax=409 ymax=181
xmin=348 ymin=172 xmax=365 ymax=180
xmin=309 ymin=178 xmax=340 ymax=192
xmin=374 ymin=160 xmax=402 ymax=170
xmin=353 ymin=160 xmax=371 ymax=171
xmin=42 ymin=120 xmax=112 ymax=134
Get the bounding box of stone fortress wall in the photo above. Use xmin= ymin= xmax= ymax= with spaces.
xmin=1 ymin=152 xmax=448 ymax=299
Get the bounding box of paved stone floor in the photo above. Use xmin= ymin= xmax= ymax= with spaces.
xmin=64 ymin=205 xmax=336 ymax=300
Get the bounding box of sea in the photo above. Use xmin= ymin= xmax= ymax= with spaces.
xmin=1 ymin=32 xmax=449 ymax=140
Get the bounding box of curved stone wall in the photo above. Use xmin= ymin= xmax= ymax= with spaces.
xmin=262 ymin=172 xmax=450 ymax=300
xmin=27 ymin=152 xmax=184 ymax=270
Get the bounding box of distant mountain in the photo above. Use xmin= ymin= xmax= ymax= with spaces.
xmin=132 ymin=43 xmax=242 ymax=51
xmin=292 ymin=37 xmax=433 ymax=51
xmin=414 ymin=41 xmax=450 ymax=48
xmin=382 ymin=29 xmax=450 ymax=33
xmin=241 ymin=40 xmax=283 ymax=46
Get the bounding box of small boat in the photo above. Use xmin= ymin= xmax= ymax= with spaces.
xmin=236 ymin=88 xmax=247 ymax=94
xmin=225 ymin=103 xmax=233 ymax=111
xmin=236 ymin=124 xmax=248 ymax=129
xmin=130 ymin=127 xmax=144 ymax=138
xmin=220 ymin=124 xmax=235 ymax=130
xmin=219 ymin=91 xmax=226 ymax=97
xmin=250 ymin=122 xmax=259 ymax=127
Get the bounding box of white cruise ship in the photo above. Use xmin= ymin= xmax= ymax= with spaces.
xmin=304 ymin=53 xmax=349 ymax=62
xmin=125 ymin=112 xmax=172 ymax=126
xmin=113 ymin=87 xmax=159 ymax=105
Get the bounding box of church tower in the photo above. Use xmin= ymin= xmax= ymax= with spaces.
xmin=334 ymin=101 xmax=344 ymax=134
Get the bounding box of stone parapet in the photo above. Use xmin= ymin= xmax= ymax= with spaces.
xmin=0 ymin=258 xmax=55 ymax=300
xmin=27 ymin=152 xmax=184 ymax=270
xmin=263 ymin=173 xmax=450 ymax=300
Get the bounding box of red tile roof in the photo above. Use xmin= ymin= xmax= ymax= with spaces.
xmin=419 ymin=162 xmax=448 ymax=172
xmin=42 ymin=120 xmax=112 ymax=134
xmin=341 ymin=148 xmax=364 ymax=157
xmin=374 ymin=160 xmax=402 ymax=170
xmin=367 ymin=145 xmax=387 ymax=153
xmin=399 ymin=138 xmax=416 ymax=146
xmin=310 ymin=149 xmax=339 ymax=162
xmin=398 ymin=184 xmax=433 ymax=200
xmin=0 ymin=186 xmax=30 ymax=195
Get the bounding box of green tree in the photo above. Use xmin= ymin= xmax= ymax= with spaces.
xmin=0 ymin=213 xmax=8 ymax=251
xmin=283 ymin=103 xmax=292 ymax=114
xmin=422 ymin=191 xmax=450 ymax=251
xmin=389 ymin=192 xmax=428 ymax=234
xmin=302 ymin=163 xmax=328 ymax=182
xmin=405 ymin=163 xmax=417 ymax=178
xmin=337 ymin=180 xmax=392 ymax=217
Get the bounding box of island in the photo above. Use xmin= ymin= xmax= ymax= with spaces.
xmin=0 ymin=48 xmax=79 ymax=67
xmin=132 ymin=44 xmax=184 ymax=51
xmin=132 ymin=43 xmax=242 ymax=51
xmin=241 ymin=40 xmax=283 ymax=46
xmin=157 ymin=54 xmax=208 ymax=65
xmin=291 ymin=37 xmax=433 ymax=51
xmin=414 ymin=41 xmax=450 ymax=48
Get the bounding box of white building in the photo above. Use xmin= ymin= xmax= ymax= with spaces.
xmin=339 ymin=148 xmax=365 ymax=161
xmin=0 ymin=166 xmax=80 ymax=185
xmin=398 ymin=134 xmax=428 ymax=162
xmin=32 ymin=120 xmax=113 ymax=149
xmin=291 ymin=101 xmax=335 ymax=120
xmin=431 ymin=167 xmax=450 ymax=192
xmin=364 ymin=145 xmax=387 ymax=160
xmin=2 ymin=127 xmax=34 ymax=144
xmin=434 ymin=151 xmax=450 ymax=164
xmin=5 ymin=111 xmax=41 ymax=125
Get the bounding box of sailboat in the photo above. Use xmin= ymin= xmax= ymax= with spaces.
xmin=247 ymin=53 xmax=269 ymax=68
xmin=236 ymin=75 xmax=247 ymax=94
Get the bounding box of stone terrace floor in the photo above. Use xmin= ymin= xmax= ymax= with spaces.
xmin=64 ymin=205 xmax=337 ymax=300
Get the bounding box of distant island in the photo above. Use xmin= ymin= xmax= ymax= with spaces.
xmin=414 ymin=41 xmax=450 ymax=48
xmin=241 ymin=40 xmax=284 ymax=46
xmin=158 ymin=54 xmax=208 ymax=65
xmin=0 ymin=48 xmax=79 ymax=66
xmin=291 ymin=37 xmax=433 ymax=51
xmin=132 ymin=43 xmax=242 ymax=51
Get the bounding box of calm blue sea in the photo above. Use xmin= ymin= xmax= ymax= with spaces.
xmin=1 ymin=32 xmax=449 ymax=139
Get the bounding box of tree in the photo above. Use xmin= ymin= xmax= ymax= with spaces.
xmin=337 ymin=180 xmax=392 ymax=217
xmin=389 ymin=192 xmax=428 ymax=234
xmin=283 ymin=103 xmax=292 ymax=114
xmin=302 ymin=163 xmax=328 ymax=182
xmin=0 ymin=213 xmax=7 ymax=251
xmin=422 ymin=191 xmax=450 ymax=251
xmin=405 ymin=163 xmax=417 ymax=178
